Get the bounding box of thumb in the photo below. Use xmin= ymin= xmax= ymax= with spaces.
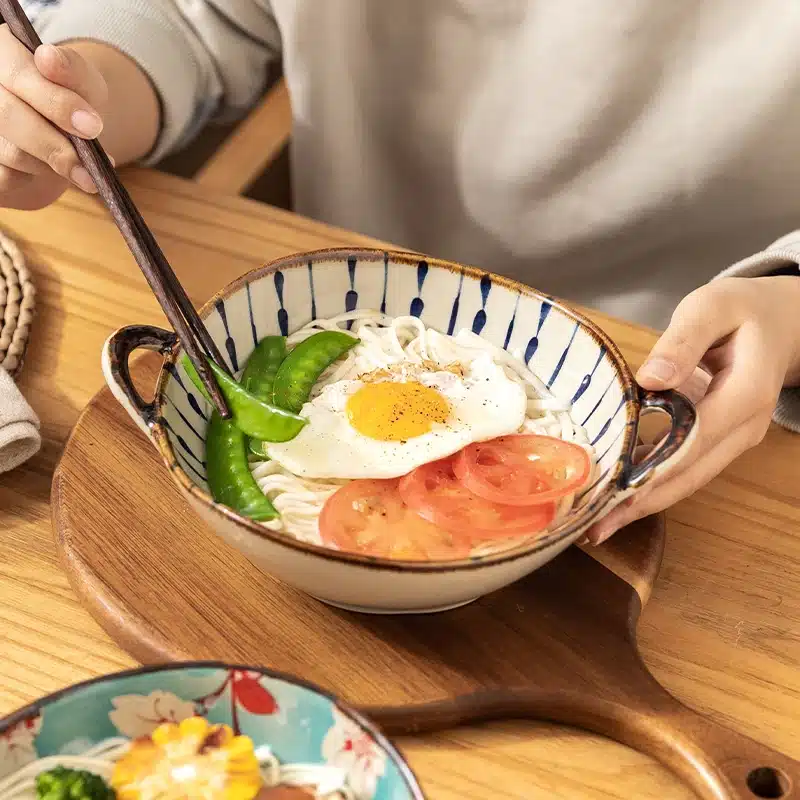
xmin=34 ymin=43 xmax=108 ymax=111
xmin=637 ymin=284 xmax=740 ymax=390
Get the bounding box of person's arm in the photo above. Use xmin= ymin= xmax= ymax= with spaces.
xmin=0 ymin=0 xmax=280 ymax=210
xmin=713 ymin=230 xmax=800 ymax=426
xmin=0 ymin=0 xmax=281 ymax=211
xmin=47 ymin=39 xmax=160 ymax=165
xmin=31 ymin=0 xmax=283 ymax=165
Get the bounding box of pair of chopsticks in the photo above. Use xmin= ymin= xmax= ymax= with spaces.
xmin=0 ymin=0 xmax=231 ymax=418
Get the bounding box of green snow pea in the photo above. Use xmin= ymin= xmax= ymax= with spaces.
xmin=247 ymin=438 xmax=271 ymax=459
xmin=241 ymin=335 xmax=287 ymax=397
xmin=194 ymin=338 xmax=287 ymax=521
xmin=182 ymin=355 xmax=305 ymax=442
xmin=240 ymin=336 xmax=287 ymax=458
xmin=273 ymin=330 xmax=359 ymax=413
xmin=205 ymin=410 xmax=278 ymax=521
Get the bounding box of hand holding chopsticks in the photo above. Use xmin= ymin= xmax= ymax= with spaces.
xmin=0 ymin=0 xmax=232 ymax=418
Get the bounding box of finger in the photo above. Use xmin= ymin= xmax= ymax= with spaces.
xmin=0 ymin=169 xmax=67 ymax=210
xmin=0 ymin=136 xmax=47 ymax=175
xmin=0 ymin=86 xmax=95 ymax=191
xmin=678 ymin=365 xmax=713 ymax=405
xmin=34 ymin=43 xmax=108 ymax=111
xmin=586 ymin=412 xmax=769 ymax=544
xmin=700 ymin=339 xmax=734 ymax=375
xmin=633 ymin=324 xmax=774 ymax=502
xmin=578 ymin=444 xmax=653 ymax=545
xmin=692 ymin=328 xmax=779 ymax=453
xmin=0 ymin=164 xmax=34 ymax=194
xmin=637 ymin=366 xmax=711 ymax=446
xmin=632 ymin=365 xmax=736 ymax=482
xmin=0 ymin=27 xmax=103 ymax=139
xmin=633 ymin=362 xmax=755 ymax=498
xmin=637 ymin=281 xmax=743 ymax=390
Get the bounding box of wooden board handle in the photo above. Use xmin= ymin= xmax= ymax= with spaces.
xmin=366 ymin=656 xmax=798 ymax=799
xmin=652 ymin=703 xmax=797 ymax=800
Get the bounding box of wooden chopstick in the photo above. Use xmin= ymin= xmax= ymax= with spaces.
xmin=0 ymin=0 xmax=232 ymax=419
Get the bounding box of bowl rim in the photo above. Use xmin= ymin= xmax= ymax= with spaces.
xmin=150 ymin=247 xmax=639 ymax=573
xmin=0 ymin=660 xmax=426 ymax=800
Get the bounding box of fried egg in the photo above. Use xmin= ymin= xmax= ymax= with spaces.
xmin=265 ymin=354 xmax=527 ymax=479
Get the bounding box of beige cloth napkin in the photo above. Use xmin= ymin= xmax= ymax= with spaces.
xmin=0 ymin=366 xmax=40 ymax=474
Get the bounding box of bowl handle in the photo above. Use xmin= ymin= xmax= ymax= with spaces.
xmin=618 ymin=389 xmax=697 ymax=491
xmin=102 ymin=325 xmax=178 ymax=439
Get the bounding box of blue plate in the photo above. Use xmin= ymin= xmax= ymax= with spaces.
xmin=0 ymin=661 xmax=424 ymax=799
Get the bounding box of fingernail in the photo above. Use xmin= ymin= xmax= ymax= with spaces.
xmin=577 ymin=536 xmax=590 ymax=546
xmin=71 ymin=109 xmax=103 ymax=138
xmin=38 ymin=44 xmax=67 ymax=68
xmin=70 ymin=165 xmax=96 ymax=193
xmin=108 ymin=154 xmax=116 ymax=167
xmin=637 ymin=357 xmax=676 ymax=385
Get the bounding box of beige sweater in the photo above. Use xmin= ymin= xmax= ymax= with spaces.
xmin=30 ymin=0 xmax=800 ymax=428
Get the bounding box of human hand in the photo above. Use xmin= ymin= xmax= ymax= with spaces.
xmin=0 ymin=24 xmax=109 ymax=210
xmin=587 ymin=275 xmax=800 ymax=545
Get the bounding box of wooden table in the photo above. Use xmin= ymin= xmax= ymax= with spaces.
xmin=1 ymin=169 xmax=798 ymax=800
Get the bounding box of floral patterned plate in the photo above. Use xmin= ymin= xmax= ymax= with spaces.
xmin=0 ymin=661 xmax=424 ymax=799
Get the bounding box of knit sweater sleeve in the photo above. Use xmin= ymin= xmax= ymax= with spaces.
xmin=715 ymin=230 xmax=800 ymax=432
xmin=24 ymin=0 xmax=282 ymax=163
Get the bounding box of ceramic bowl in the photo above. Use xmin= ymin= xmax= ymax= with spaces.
xmin=0 ymin=661 xmax=423 ymax=800
xmin=102 ymin=248 xmax=696 ymax=613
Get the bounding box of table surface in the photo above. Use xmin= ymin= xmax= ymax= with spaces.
xmin=1 ymin=169 xmax=798 ymax=800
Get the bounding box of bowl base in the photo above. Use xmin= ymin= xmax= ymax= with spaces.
xmin=309 ymin=594 xmax=479 ymax=615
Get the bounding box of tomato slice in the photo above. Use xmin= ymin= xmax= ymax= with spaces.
xmin=454 ymin=435 xmax=591 ymax=506
xmin=319 ymin=479 xmax=473 ymax=560
xmin=399 ymin=458 xmax=555 ymax=539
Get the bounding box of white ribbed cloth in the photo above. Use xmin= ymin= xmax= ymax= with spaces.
xmin=0 ymin=366 xmax=40 ymax=474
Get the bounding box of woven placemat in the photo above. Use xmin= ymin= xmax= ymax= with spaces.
xmin=0 ymin=229 xmax=35 ymax=378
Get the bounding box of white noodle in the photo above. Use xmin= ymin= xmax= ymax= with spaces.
xmin=251 ymin=311 xmax=596 ymax=554
xmin=0 ymin=737 xmax=355 ymax=799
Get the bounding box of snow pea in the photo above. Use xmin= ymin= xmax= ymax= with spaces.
xmin=205 ymin=410 xmax=278 ymax=521
xmin=197 ymin=338 xmax=287 ymax=521
xmin=241 ymin=336 xmax=287 ymax=397
xmin=182 ymin=356 xmax=306 ymax=442
xmin=240 ymin=336 xmax=287 ymax=458
xmin=273 ymin=330 xmax=359 ymax=413
xmin=248 ymin=439 xmax=270 ymax=459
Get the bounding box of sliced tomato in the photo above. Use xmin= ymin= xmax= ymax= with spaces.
xmin=319 ymin=478 xmax=472 ymax=561
xmin=399 ymin=458 xmax=555 ymax=539
xmin=454 ymin=434 xmax=591 ymax=506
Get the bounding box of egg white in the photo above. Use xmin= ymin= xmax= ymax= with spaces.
xmin=265 ymin=354 xmax=527 ymax=479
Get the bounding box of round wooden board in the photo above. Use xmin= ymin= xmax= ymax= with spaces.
xmin=53 ymin=353 xmax=664 ymax=697
xmin=53 ymin=354 xmax=800 ymax=799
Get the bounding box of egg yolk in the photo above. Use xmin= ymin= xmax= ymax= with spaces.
xmin=346 ymin=381 xmax=450 ymax=441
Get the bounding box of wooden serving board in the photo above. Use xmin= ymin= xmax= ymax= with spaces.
xmin=53 ymin=354 xmax=799 ymax=800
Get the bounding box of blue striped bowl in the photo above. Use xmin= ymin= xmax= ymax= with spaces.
xmin=102 ymin=248 xmax=696 ymax=614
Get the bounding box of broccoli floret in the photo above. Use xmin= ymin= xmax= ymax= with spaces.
xmin=35 ymin=765 xmax=115 ymax=800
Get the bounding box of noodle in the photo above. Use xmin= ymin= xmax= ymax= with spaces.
xmin=0 ymin=738 xmax=354 ymax=799
xmin=251 ymin=311 xmax=597 ymax=553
